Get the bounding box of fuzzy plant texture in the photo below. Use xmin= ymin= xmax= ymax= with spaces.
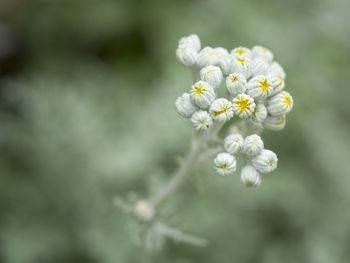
xmin=175 ymin=34 xmax=293 ymax=188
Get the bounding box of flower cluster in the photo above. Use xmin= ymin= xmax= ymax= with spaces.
xmin=175 ymin=34 xmax=294 ymax=187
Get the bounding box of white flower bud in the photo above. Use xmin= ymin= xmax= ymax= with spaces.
xmin=251 ymin=103 xmax=268 ymax=122
xmin=224 ymin=133 xmax=244 ymax=154
xmin=251 ymin=149 xmax=278 ymax=174
xmin=197 ymin=47 xmax=219 ymax=68
xmin=178 ymin=34 xmax=201 ymax=52
xmin=214 ymin=152 xmax=237 ymax=176
xmin=190 ymin=80 xmax=216 ymax=109
xmin=252 ymin=45 xmax=273 ymax=62
xmin=247 ymin=75 xmax=273 ymax=100
xmin=134 ymin=200 xmax=154 ymax=221
xmin=262 ymin=115 xmax=286 ymax=131
xmin=217 ymin=54 xmax=235 ymax=76
xmin=232 ymin=56 xmax=252 ymax=78
xmin=240 ymin=165 xmax=262 ymax=188
xmin=191 ymin=110 xmax=213 ymax=131
xmin=200 ymin=66 xmax=223 ymax=89
xmin=209 ymin=98 xmax=234 ymax=122
xmin=251 ymin=57 xmax=270 ymax=76
xmin=268 ymin=73 xmax=285 ymax=96
xmin=232 ymin=93 xmax=256 ymax=118
xmin=231 ymin=47 xmax=252 ymax=58
xmin=226 ymin=73 xmax=247 ymax=95
xmin=243 ymin=134 xmax=264 ymax=157
xmin=175 ymin=93 xmax=198 ymax=118
xmin=214 ymin=47 xmax=229 ymax=59
xmin=176 ymin=46 xmax=197 ymax=67
xmin=269 ymin=61 xmax=286 ymax=79
xmin=267 ymin=91 xmax=293 ymax=116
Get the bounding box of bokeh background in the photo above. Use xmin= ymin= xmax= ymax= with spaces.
xmin=0 ymin=0 xmax=350 ymax=262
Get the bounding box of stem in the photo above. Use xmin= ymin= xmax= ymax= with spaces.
xmin=150 ymin=122 xmax=224 ymax=208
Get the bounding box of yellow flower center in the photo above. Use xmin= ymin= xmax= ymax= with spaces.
xmin=263 ymin=48 xmax=270 ymax=53
xmin=277 ymin=115 xmax=285 ymax=125
xmin=236 ymin=97 xmax=252 ymax=113
xmin=277 ymin=76 xmax=284 ymax=88
xmin=282 ymin=93 xmax=292 ymax=108
xmin=237 ymin=57 xmax=247 ymax=66
xmin=194 ymin=84 xmax=206 ymax=96
xmin=258 ymin=79 xmax=271 ymax=93
xmin=230 ymin=75 xmax=239 ymax=83
xmin=234 ymin=48 xmax=246 ymax=55
xmin=212 ymin=105 xmax=231 ymax=116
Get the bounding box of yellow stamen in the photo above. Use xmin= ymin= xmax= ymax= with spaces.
xmin=235 ymin=48 xmax=246 ymax=55
xmin=236 ymin=97 xmax=252 ymax=113
xmin=258 ymin=79 xmax=271 ymax=93
xmin=282 ymin=93 xmax=292 ymax=108
xmin=213 ymin=105 xmax=231 ymax=116
xmin=194 ymin=84 xmax=206 ymax=96
xmin=237 ymin=57 xmax=247 ymax=66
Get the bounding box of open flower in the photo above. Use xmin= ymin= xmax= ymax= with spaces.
xmin=209 ymin=98 xmax=234 ymax=122
xmin=232 ymin=93 xmax=256 ymax=118
xmin=214 ymin=152 xmax=237 ymax=176
xmin=190 ymin=80 xmax=216 ymax=109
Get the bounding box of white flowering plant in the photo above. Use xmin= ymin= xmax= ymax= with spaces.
xmin=116 ymin=33 xmax=293 ymax=250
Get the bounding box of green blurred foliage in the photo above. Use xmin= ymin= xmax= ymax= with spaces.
xmin=0 ymin=0 xmax=350 ymax=262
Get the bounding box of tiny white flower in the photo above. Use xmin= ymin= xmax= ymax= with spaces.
xmin=262 ymin=115 xmax=286 ymax=131
xmin=175 ymin=93 xmax=198 ymax=118
xmin=134 ymin=200 xmax=154 ymax=221
xmin=191 ymin=110 xmax=213 ymax=131
xmin=176 ymin=46 xmax=198 ymax=67
xmin=200 ymin=66 xmax=223 ymax=89
xmin=247 ymin=75 xmax=273 ymax=100
xmin=240 ymin=165 xmax=262 ymax=188
xmin=224 ymin=133 xmax=244 ymax=154
xmin=252 ymin=45 xmax=273 ymax=62
xmin=232 ymin=56 xmax=252 ymax=78
xmin=231 ymin=47 xmax=252 ymax=58
xmin=209 ymin=98 xmax=234 ymax=122
xmin=251 ymin=149 xmax=278 ymax=174
xmin=197 ymin=47 xmax=219 ymax=68
xmin=232 ymin=93 xmax=256 ymax=118
xmin=178 ymin=34 xmax=201 ymax=52
xmin=251 ymin=103 xmax=268 ymax=122
xmin=268 ymin=61 xmax=286 ymax=79
xmin=243 ymin=134 xmax=264 ymax=157
xmin=267 ymin=91 xmax=293 ymax=116
xmin=214 ymin=152 xmax=237 ymax=176
xmin=268 ymin=73 xmax=285 ymax=96
xmin=251 ymin=57 xmax=270 ymax=76
xmin=190 ymin=80 xmax=216 ymax=109
xmin=226 ymin=73 xmax=247 ymax=95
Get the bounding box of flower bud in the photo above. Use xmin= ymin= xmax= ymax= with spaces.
xmin=243 ymin=134 xmax=264 ymax=157
xmin=231 ymin=47 xmax=252 ymax=58
xmin=217 ymin=54 xmax=235 ymax=76
xmin=267 ymin=91 xmax=293 ymax=116
xmin=197 ymin=47 xmax=219 ymax=68
xmin=240 ymin=165 xmax=262 ymax=188
xmin=262 ymin=115 xmax=286 ymax=131
xmin=232 ymin=93 xmax=256 ymax=118
xmin=178 ymin=34 xmax=201 ymax=52
xmin=269 ymin=61 xmax=286 ymax=79
xmin=226 ymin=73 xmax=247 ymax=95
xmin=176 ymin=46 xmax=197 ymax=67
xmin=200 ymin=66 xmax=223 ymax=89
xmin=251 ymin=57 xmax=270 ymax=76
xmin=190 ymin=80 xmax=216 ymax=109
xmin=175 ymin=93 xmax=197 ymax=118
xmin=251 ymin=149 xmax=278 ymax=174
xmin=247 ymin=75 xmax=273 ymax=100
xmin=268 ymin=73 xmax=285 ymax=96
xmin=252 ymin=45 xmax=273 ymax=62
xmin=214 ymin=152 xmax=237 ymax=176
xmin=191 ymin=110 xmax=213 ymax=131
xmin=232 ymin=56 xmax=252 ymax=78
xmin=209 ymin=98 xmax=234 ymax=122
xmin=224 ymin=133 xmax=244 ymax=154
xmin=251 ymin=103 xmax=268 ymax=122
xmin=134 ymin=200 xmax=154 ymax=221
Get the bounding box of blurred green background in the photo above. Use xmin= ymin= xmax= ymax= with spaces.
xmin=0 ymin=0 xmax=350 ymax=262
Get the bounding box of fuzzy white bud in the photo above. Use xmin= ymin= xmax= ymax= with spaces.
xmin=252 ymin=45 xmax=273 ymax=62
xmin=240 ymin=165 xmax=262 ymax=188
xmin=251 ymin=149 xmax=278 ymax=174
xmin=268 ymin=73 xmax=285 ymax=96
xmin=190 ymin=80 xmax=216 ymax=109
xmin=243 ymin=134 xmax=264 ymax=157
xmin=232 ymin=56 xmax=252 ymax=78
xmin=251 ymin=57 xmax=270 ymax=76
xmin=269 ymin=61 xmax=286 ymax=79
xmin=191 ymin=110 xmax=213 ymax=131
xmin=232 ymin=93 xmax=256 ymax=118
xmin=176 ymin=46 xmax=197 ymax=67
xmin=214 ymin=152 xmax=237 ymax=176
xmin=197 ymin=47 xmax=219 ymax=68
xmin=224 ymin=133 xmax=244 ymax=154
xmin=231 ymin=47 xmax=252 ymax=58
xmin=175 ymin=93 xmax=197 ymax=118
xmin=247 ymin=75 xmax=273 ymax=100
xmin=209 ymin=98 xmax=234 ymax=122
xmin=178 ymin=34 xmax=201 ymax=52
xmin=200 ymin=66 xmax=223 ymax=89
xmin=251 ymin=103 xmax=268 ymax=122
xmin=262 ymin=115 xmax=286 ymax=131
xmin=217 ymin=54 xmax=235 ymax=76
xmin=267 ymin=91 xmax=293 ymax=116
xmin=226 ymin=73 xmax=247 ymax=95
